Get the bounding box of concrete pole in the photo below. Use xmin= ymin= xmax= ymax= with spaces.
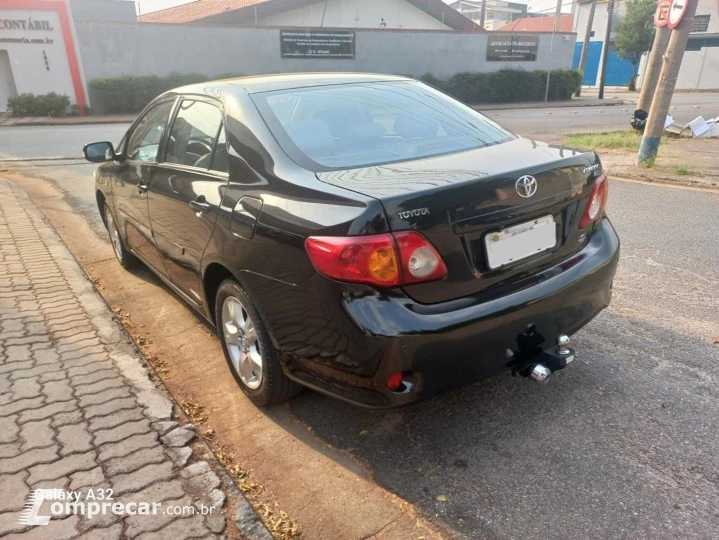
xmin=637 ymin=25 xmax=671 ymax=111
xmin=543 ymin=0 xmax=564 ymax=103
xmin=575 ymin=0 xmax=598 ymax=98
xmin=480 ymin=0 xmax=487 ymax=29
xmin=597 ymin=0 xmax=615 ymax=100
xmin=637 ymin=0 xmax=699 ymax=164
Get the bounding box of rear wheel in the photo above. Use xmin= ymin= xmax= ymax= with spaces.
xmin=104 ymin=203 xmax=139 ymax=270
xmin=215 ymin=279 xmax=301 ymax=406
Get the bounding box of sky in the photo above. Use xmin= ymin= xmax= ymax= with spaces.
xmin=132 ymin=0 xmax=572 ymax=17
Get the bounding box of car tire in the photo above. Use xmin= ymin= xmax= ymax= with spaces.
xmin=215 ymin=278 xmax=302 ymax=406
xmin=104 ymin=202 xmax=139 ymax=270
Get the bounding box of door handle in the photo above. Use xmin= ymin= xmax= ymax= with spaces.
xmin=137 ymin=183 xmax=148 ymax=195
xmin=189 ymin=196 xmax=211 ymax=213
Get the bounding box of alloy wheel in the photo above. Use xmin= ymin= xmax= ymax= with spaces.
xmin=221 ymin=295 xmax=263 ymax=390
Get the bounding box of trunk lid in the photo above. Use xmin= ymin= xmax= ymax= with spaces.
xmin=317 ymin=137 xmax=602 ymax=304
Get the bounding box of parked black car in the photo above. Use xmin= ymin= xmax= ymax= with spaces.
xmin=84 ymin=73 xmax=619 ymax=408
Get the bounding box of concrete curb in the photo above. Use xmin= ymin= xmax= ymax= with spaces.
xmin=475 ymin=99 xmax=632 ymax=111
xmin=0 ymin=116 xmax=135 ymax=127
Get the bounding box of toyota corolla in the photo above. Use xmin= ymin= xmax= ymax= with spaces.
xmin=84 ymin=73 xmax=619 ymax=408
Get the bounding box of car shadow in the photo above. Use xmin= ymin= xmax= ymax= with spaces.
xmin=116 ymin=259 xmax=719 ymax=539
xmin=265 ymin=310 xmax=719 ymax=539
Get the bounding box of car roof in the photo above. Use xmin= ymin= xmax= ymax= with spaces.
xmin=173 ymin=72 xmax=413 ymax=96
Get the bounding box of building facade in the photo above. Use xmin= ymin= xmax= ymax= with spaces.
xmin=571 ymin=0 xmax=719 ymax=89
xmin=1 ymin=0 xmax=580 ymax=113
xmin=139 ymin=0 xmax=479 ymax=30
xmin=448 ymin=0 xmax=527 ymax=31
xmin=0 ymin=0 xmax=135 ymax=112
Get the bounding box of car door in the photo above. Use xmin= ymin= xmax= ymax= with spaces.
xmin=148 ymin=97 xmax=228 ymax=304
xmin=112 ymin=98 xmax=176 ymax=275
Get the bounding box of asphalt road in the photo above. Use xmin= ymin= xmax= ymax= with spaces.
xmin=289 ymin=180 xmax=719 ymax=539
xmin=1 ymin=111 xmax=718 ymax=538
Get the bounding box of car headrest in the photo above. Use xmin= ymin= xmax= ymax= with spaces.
xmin=394 ymin=116 xmax=438 ymax=139
xmin=345 ymin=122 xmax=386 ymax=140
xmin=284 ymin=120 xmax=334 ymax=153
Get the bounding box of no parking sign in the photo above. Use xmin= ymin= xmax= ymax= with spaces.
xmin=654 ymin=0 xmax=670 ymax=26
xmin=667 ymin=0 xmax=689 ymax=28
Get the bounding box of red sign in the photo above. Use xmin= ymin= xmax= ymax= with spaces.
xmin=668 ymin=0 xmax=689 ymax=28
xmin=654 ymin=0 xmax=670 ymax=27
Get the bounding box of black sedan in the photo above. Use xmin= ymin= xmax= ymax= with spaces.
xmin=84 ymin=73 xmax=619 ymax=408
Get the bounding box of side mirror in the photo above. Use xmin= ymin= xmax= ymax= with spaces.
xmin=83 ymin=141 xmax=116 ymax=163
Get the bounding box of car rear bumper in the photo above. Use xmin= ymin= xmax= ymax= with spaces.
xmin=282 ymin=218 xmax=620 ymax=408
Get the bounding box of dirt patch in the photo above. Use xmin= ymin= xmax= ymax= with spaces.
xmin=3 ymin=170 xmax=449 ymax=540
xmin=559 ymin=133 xmax=719 ymax=191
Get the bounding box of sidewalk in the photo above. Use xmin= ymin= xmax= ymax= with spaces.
xmin=0 ymin=180 xmax=269 ymax=539
xmin=0 ymin=115 xmax=135 ymax=127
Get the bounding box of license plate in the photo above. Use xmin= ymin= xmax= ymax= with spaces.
xmin=484 ymin=215 xmax=557 ymax=270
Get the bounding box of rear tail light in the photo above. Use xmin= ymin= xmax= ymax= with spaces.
xmin=305 ymin=231 xmax=447 ymax=287
xmin=579 ymin=174 xmax=609 ymax=229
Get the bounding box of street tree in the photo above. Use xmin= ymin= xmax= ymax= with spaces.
xmin=614 ymin=0 xmax=656 ymax=91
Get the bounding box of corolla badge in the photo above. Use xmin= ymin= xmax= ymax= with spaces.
xmin=515 ymin=175 xmax=538 ymax=198
xmin=398 ymin=207 xmax=430 ymax=220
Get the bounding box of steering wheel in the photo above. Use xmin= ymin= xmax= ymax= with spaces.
xmin=186 ymin=140 xmax=212 ymax=156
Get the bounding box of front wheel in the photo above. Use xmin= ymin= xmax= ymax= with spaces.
xmin=215 ymin=279 xmax=301 ymax=406
xmin=104 ymin=202 xmax=139 ymax=270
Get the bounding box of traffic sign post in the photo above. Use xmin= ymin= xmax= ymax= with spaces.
xmin=639 ymin=2 xmax=673 ymax=111
xmin=638 ymin=0 xmax=699 ymax=165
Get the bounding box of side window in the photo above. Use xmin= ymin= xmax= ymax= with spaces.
xmin=209 ymin=124 xmax=228 ymax=173
xmin=125 ymin=101 xmax=174 ymax=162
xmin=165 ymin=100 xmax=223 ymax=169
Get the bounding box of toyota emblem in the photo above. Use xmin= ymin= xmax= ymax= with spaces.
xmin=515 ymin=175 xmax=538 ymax=198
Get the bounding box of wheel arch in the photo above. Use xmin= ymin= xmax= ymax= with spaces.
xmin=202 ymin=262 xmax=236 ymax=327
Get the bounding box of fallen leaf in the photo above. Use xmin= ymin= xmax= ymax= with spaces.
xmin=436 ymin=495 xmax=448 ymax=502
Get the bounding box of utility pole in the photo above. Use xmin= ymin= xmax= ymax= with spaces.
xmin=480 ymin=0 xmax=487 ymax=29
xmin=638 ymin=0 xmax=699 ymax=164
xmin=575 ymin=0 xmax=598 ymax=97
xmin=543 ymin=0 xmax=564 ymax=102
xmin=637 ymin=25 xmax=671 ymax=110
xmin=597 ymin=0 xmax=615 ymax=99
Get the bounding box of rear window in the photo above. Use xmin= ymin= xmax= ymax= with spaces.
xmin=252 ymin=81 xmax=514 ymax=170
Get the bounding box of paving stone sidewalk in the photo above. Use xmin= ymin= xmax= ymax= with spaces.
xmin=0 ymin=180 xmax=267 ymax=539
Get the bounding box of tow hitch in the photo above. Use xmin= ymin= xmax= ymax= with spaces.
xmin=506 ymin=324 xmax=576 ymax=384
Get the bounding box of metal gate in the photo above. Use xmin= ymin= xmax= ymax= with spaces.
xmin=573 ymin=41 xmax=634 ymax=87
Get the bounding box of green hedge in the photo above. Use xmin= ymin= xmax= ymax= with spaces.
xmin=421 ymin=69 xmax=582 ymax=104
xmin=87 ymin=69 xmax=581 ymax=115
xmin=88 ymin=72 xmax=247 ymax=114
xmin=88 ymin=72 xmax=208 ymax=114
xmin=7 ymin=92 xmax=70 ymax=117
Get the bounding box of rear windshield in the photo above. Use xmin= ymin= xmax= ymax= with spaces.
xmin=252 ymin=81 xmax=514 ymax=170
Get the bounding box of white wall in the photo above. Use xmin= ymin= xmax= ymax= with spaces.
xmin=667 ymin=46 xmax=719 ymax=90
xmin=76 ymin=22 xmax=576 ymax=82
xmin=259 ymin=0 xmax=449 ymax=30
xmin=0 ymin=8 xmax=77 ymax=111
